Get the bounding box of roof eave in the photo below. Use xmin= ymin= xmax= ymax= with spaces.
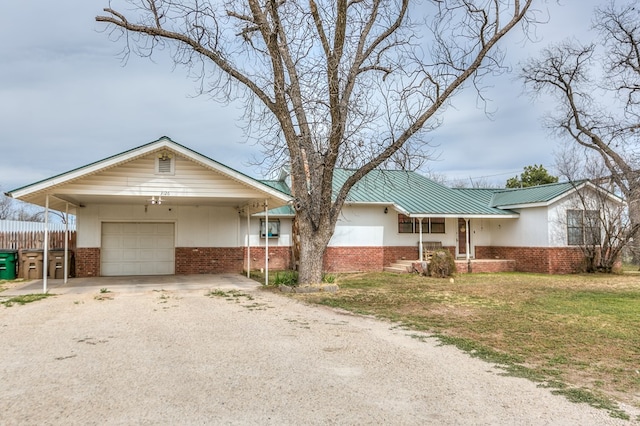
xmin=409 ymin=213 xmax=520 ymax=219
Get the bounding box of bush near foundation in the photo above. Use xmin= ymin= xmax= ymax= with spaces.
xmin=428 ymin=249 xmax=457 ymax=278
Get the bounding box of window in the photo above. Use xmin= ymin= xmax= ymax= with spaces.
xmin=397 ymin=215 xmax=445 ymax=234
xmin=567 ymin=209 xmax=601 ymax=246
xmin=260 ymin=219 xmax=280 ymax=238
xmin=429 ymin=217 xmax=445 ymax=234
xmin=398 ymin=214 xmax=414 ymax=233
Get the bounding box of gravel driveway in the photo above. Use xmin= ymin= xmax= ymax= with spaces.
xmin=0 ymin=280 xmax=636 ymax=425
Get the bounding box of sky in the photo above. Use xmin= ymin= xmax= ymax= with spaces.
xmin=0 ymin=1 xmax=599 ymax=193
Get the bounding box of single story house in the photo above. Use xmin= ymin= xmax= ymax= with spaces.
xmin=7 ymin=137 xmax=622 ymax=277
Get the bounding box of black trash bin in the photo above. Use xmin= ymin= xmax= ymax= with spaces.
xmin=0 ymin=250 xmax=18 ymax=280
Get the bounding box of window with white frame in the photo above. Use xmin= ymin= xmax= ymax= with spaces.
xmin=567 ymin=209 xmax=601 ymax=246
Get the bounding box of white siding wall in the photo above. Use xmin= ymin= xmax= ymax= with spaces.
xmin=58 ymin=155 xmax=264 ymax=200
xmin=547 ymin=194 xmax=592 ymax=247
xmin=77 ymin=204 xmax=294 ymax=249
xmin=328 ymin=205 xmax=458 ymax=248
xmin=469 ymin=219 xmax=493 ymax=247
xmin=240 ymin=216 xmax=293 ymax=248
xmin=484 ymin=207 xmax=550 ymax=247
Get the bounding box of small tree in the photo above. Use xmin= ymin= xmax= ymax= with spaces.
xmin=506 ymin=164 xmax=558 ymax=188
xmin=556 ymin=149 xmax=637 ymax=272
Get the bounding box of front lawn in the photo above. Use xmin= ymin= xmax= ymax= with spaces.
xmin=281 ymin=272 xmax=640 ymax=418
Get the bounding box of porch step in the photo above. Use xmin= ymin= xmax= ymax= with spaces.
xmin=384 ymin=259 xmax=419 ymax=274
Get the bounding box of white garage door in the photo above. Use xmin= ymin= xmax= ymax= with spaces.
xmin=101 ymin=222 xmax=175 ymax=276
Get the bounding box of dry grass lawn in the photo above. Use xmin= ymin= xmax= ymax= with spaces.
xmin=287 ymin=272 xmax=640 ymax=416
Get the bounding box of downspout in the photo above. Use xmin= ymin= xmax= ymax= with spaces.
xmin=43 ymin=195 xmax=49 ymax=294
xmin=246 ymin=210 xmax=251 ymax=278
xmin=264 ymin=200 xmax=269 ymax=286
xmin=64 ymin=202 xmax=69 ymax=284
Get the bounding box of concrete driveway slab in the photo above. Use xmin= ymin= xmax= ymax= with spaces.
xmin=1 ymin=274 xmax=259 ymax=296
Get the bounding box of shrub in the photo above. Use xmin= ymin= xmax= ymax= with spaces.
xmin=428 ymin=249 xmax=457 ymax=278
xmin=274 ymin=270 xmax=299 ymax=287
xmin=322 ymin=273 xmax=336 ymax=284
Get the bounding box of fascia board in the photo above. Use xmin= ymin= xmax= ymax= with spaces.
xmin=495 ymin=202 xmax=549 ymax=209
xmin=409 ymin=213 xmax=520 ymax=219
xmin=344 ymin=201 xmax=410 ymax=215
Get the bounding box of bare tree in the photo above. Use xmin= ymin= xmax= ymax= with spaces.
xmin=556 ymin=147 xmax=638 ymax=272
xmin=3 ymin=192 xmax=73 ymax=223
xmin=97 ymin=0 xmax=538 ymax=284
xmin=521 ymin=1 xmax=640 ymax=262
xmin=0 ymin=191 xmax=12 ymax=220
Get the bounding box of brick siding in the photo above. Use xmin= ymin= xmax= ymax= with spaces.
xmin=72 ymin=244 xmax=588 ymax=277
xmin=175 ymin=247 xmax=244 ymax=274
xmin=455 ymin=259 xmax=516 ymax=273
xmin=75 ymin=247 xmax=100 ymax=277
xmin=383 ymin=246 xmax=419 ymax=266
xmin=244 ymin=246 xmax=291 ymax=271
xmin=324 ymin=246 xmax=385 ymax=272
xmin=475 ymin=246 xmax=585 ymax=274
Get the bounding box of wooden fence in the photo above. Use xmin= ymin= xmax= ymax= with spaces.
xmin=0 ymin=220 xmax=76 ymax=251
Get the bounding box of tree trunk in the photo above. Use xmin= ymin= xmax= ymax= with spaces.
xmin=627 ymin=189 xmax=640 ymax=266
xmin=295 ymin=211 xmax=335 ymax=285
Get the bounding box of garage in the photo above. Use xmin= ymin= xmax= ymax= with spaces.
xmin=101 ymin=222 xmax=175 ymax=276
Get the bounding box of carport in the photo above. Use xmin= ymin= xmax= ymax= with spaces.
xmin=6 ymin=137 xmax=292 ymax=292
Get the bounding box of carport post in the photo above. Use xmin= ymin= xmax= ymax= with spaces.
xmin=64 ymin=202 xmax=69 ymax=284
xmin=418 ymin=218 xmax=423 ymax=260
xmin=43 ymin=195 xmax=49 ymax=294
xmin=264 ymin=200 xmax=269 ymax=286
xmin=465 ymin=218 xmax=470 ymax=262
xmin=246 ymin=211 xmax=251 ymax=278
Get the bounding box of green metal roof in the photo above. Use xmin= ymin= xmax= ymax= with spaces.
xmin=488 ymin=181 xmax=584 ymax=207
xmin=333 ymin=169 xmax=515 ymax=216
xmin=451 ymin=188 xmax=499 ymax=206
xmin=260 ymin=180 xmax=291 ymax=196
xmin=257 ymin=180 xmax=295 ymax=216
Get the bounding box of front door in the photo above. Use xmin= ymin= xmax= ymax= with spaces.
xmin=458 ymin=218 xmax=467 ymax=256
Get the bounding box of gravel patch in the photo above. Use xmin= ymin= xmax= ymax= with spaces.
xmin=0 ymin=286 xmax=636 ymax=425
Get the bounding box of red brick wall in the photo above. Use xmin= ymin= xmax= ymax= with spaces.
xmin=244 ymin=246 xmax=291 ymax=271
xmin=175 ymin=247 xmax=244 ymax=274
xmin=324 ymin=246 xmax=385 ymax=272
xmin=383 ymin=246 xmax=419 ymax=266
xmin=475 ymin=246 xmax=585 ymax=274
xmin=323 ymin=245 xmax=455 ymax=273
xmin=455 ymin=259 xmax=516 ymax=273
xmin=75 ymin=248 xmax=100 ymax=278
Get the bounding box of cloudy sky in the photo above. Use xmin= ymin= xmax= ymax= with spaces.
xmin=1 ymin=1 xmax=599 ymax=193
